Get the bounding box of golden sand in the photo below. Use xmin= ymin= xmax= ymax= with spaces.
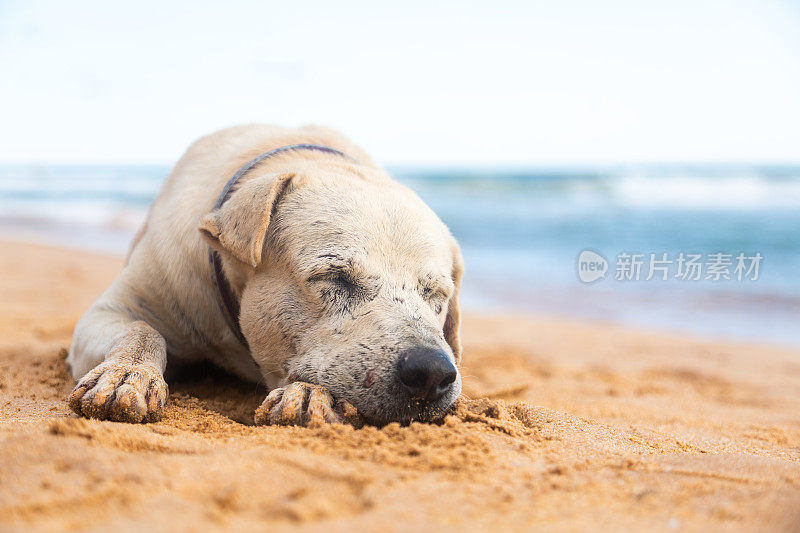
xmin=0 ymin=240 xmax=798 ymax=531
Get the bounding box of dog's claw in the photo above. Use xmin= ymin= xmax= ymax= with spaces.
xmin=254 ymin=381 xmax=355 ymax=427
xmin=68 ymin=360 xmax=168 ymax=423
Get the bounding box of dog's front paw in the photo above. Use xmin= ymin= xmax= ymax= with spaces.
xmin=68 ymin=360 xmax=168 ymax=423
xmin=254 ymin=382 xmax=357 ymax=427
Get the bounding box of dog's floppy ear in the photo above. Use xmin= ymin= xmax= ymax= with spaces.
xmin=198 ymin=173 xmax=295 ymax=268
xmin=443 ymin=243 xmax=464 ymax=363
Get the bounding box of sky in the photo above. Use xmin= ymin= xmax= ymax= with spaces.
xmin=0 ymin=0 xmax=799 ymax=166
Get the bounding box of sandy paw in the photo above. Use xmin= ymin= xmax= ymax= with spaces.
xmin=254 ymin=382 xmax=357 ymax=427
xmin=68 ymin=360 xmax=168 ymax=423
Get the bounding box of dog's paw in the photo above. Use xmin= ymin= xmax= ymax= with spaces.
xmin=68 ymin=360 xmax=168 ymax=423
xmin=254 ymin=382 xmax=357 ymax=427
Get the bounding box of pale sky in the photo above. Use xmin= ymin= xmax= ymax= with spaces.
xmin=0 ymin=0 xmax=799 ymax=166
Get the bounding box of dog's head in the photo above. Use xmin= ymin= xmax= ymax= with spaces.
xmin=199 ymin=166 xmax=463 ymax=424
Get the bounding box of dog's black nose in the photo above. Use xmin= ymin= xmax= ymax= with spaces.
xmin=398 ymin=346 xmax=457 ymax=401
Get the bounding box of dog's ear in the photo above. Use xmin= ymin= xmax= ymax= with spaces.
xmin=198 ymin=173 xmax=295 ymax=268
xmin=443 ymin=243 xmax=464 ymax=363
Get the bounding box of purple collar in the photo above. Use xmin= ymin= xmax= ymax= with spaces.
xmin=208 ymin=143 xmax=354 ymax=347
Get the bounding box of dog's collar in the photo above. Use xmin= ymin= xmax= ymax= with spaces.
xmin=208 ymin=143 xmax=355 ymax=348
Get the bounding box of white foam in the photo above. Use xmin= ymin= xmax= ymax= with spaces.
xmin=608 ymin=173 xmax=800 ymax=210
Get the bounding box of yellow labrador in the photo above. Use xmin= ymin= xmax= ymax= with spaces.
xmin=67 ymin=124 xmax=463 ymax=426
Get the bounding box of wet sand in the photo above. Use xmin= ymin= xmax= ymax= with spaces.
xmin=1 ymin=240 xmax=799 ymax=531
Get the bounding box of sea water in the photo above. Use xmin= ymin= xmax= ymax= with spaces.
xmin=1 ymin=164 xmax=798 ymax=347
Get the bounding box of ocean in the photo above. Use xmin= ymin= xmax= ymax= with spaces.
xmin=1 ymin=164 xmax=798 ymax=347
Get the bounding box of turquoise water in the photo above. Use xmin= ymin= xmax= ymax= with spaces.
xmin=1 ymin=164 xmax=798 ymax=347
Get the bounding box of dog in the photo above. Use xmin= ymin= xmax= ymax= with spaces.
xmin=66 ymin=124 xmax=463 ymax=426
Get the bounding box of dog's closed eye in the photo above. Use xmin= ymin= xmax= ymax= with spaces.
xmin=327 ymin=272 xmax=359 ymax=292
xmin=420 ymin=285 xmax=450 ymax=314
xmin=307 ymin=269 xmax=358 ymax=289
xmin=307 ymin=268 xmax=367 ymax=308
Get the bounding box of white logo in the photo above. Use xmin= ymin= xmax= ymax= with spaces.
xmin=577 ymin=250 xmax=608 ymax=283
xmin=578 ymin=250 xmax=762 ymax=284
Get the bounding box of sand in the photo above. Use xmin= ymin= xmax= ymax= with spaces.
xmin=1 ymin=239 xmax=799 ymax=531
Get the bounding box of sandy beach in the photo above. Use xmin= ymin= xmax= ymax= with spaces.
xmin=1 ymin=239 xmax=799 ymax=531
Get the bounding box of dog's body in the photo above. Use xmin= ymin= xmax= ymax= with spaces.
xmin=67 ymin=125 xmax=463 ymax=425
